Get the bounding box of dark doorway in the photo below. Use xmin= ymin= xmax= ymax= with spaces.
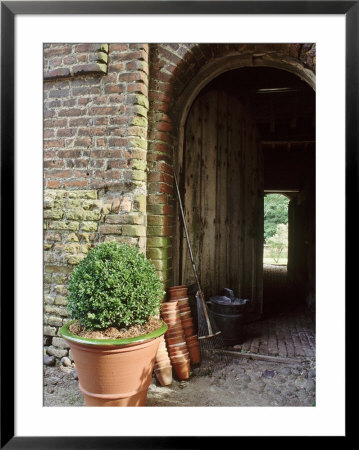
xmin=177 ymin=67 xmax=315 ymax=318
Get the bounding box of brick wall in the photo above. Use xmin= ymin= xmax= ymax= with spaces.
xmin=43 ymin=43 xmax=150 ymax=361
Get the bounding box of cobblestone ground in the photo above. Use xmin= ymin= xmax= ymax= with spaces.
xmin=43 ymin=351 xmax=315 ymax=407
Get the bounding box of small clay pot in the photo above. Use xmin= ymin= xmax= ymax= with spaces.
xmin=154 ymin=359 xmax=171 ymax=369
xmin=168 ymin=285 xmax=187 ymax=291
xmin=161 ymin=303 xmax=178 ymax=311
xmin=167 ymin=343 xmax=187 ymax=353
xmin=183 ymin=326 xmax=195 ymax=337
xmin=180 ymin=313 xmax=192 ymax=321
xmin=170 ymin=353 xmax=190 ymax=363
xmin=168 ymin=286 xmax=188 ymax=299
xmin=187 ymin=343 xmax=200 ymax=364
xmin=166 ymin=336 xmax=186 ymax=346
xmin=156 ymin=352 xmax=168 ymax=361
xmin=166 ymin=324 xmax=184 ymax=333
xmin=172 ymin=360 xmax=191 ymax=380
xmin=154 ymin=366 xmax=173 ymax=386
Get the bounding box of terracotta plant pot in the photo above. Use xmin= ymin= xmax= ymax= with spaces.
xmin=154 ymin=366 xmax=173 ymax=386
xmin=183 ymin=326 xmax=195 ymax=337
xmin=154 ymin=359 xmax=171 ymax=369
xmin=187 ymin=343 xmax=201 ymax=364
xmin=60 ymin=320 xmax=167 ymax=407
xmin=166 ymin=335 xmax=186 ymax=346
xmin=168 ymin=286 xmax=188 ymax=299
xmin=172 ymin=360 xmax=191 ymax=380
xmin=169 ymin=290 xmax=188 ymax=299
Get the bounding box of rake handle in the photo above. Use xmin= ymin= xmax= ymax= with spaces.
xmin=174 ymin=174 xmax=213 ymax=336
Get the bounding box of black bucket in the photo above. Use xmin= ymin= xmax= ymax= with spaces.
xmin=207 ymin=289 xmax=250 ymax=346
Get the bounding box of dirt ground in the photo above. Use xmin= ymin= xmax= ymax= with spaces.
xmin=43 ymin=350 xmax=315 ymax=407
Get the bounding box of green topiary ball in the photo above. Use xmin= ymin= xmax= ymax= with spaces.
xmin=67 ymin=241 xmax=165 ymax=330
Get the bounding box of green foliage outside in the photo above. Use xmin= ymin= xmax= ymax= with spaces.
xmin=267 ymin=223 xmax=288 ymax=263
xmin=264 ymin=194 xmax=289 ymax=243
xmin=67 ymin=241 xmax=165 ymax=330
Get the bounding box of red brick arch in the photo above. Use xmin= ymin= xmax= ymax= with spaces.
xmin=146 ymin=43 xmax=316 ymax=287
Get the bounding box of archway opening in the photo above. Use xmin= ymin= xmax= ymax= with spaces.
xmin=175 ymin=66 xmax=315 ymax=319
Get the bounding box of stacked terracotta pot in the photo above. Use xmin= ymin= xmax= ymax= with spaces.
xmin=153 ymin=335 xmax=172 ymax=386
xmin=161 ymin=299 xmax=191 ymax=380
xmin=168 ymin=285 xmax=201 ymax=367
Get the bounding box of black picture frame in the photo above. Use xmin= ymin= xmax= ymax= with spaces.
xmin=1 ymin=1 xmax=352 ymax=447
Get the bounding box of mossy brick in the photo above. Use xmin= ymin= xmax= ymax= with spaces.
xmin=43 ymin=284 xmax=51 ymax=294
xmin=65 ymin=243 xmax=81 ymax=254
xmin=147 ymin=225 xmax=174 ymax=237
xmin=99 ymin=44 xmax=109 ymax=53
xmin=44 ymin=209 xmax=64 ymax=220
xmin=52 ymin=337 xmax=70 ymax=349
xmin=103 ymin=236 xmax=137 ymax=245
xmin=68 ymin=190 xmax=97 ymax=199
xmin=101 ymin=203 xmax=112 ymax=214
xmin=132 ymin=105 xmax=148 ymax=118
xmin=83 ymin=210 xmax=101 ymax=221
xmin=44 ymin=273 xmax=52 ymax=284
xmin=52 ymin=273 xmax=68 ymax=284
xmin=96 ymin=51 xmax=109 ymax=64
xmin=132 ymin=159 xmax=147 ymax=171
xmin=45 ymin=232 xmax=62 ymax=242
xmin=66 ymin=233 xmax=79 ymax=242
xmin=147 ymin=236 xmax=171 ymax=248
xmin=53 ymin=198 xmax=66 ymax=208
xmin=133 ymin=194 xmax=146 ymax=212
xmin=132 ymin=169 xmax=146 ymax=181
xmin=44 ymin=252 xmax=57 ymax=264
xmin=130 ymin=137 xmax=147 ymax=150
xmin=81 ymin=221 xmax=98 ymax=232
xmin=99 ymin=224 xmax=122 ymax=235
xmin=81 ymin=244 xmax=91 ymax=253
xmin=45 ymin=265 xmax=72 ymax=274
xmin=66 ymin=254 xmax=86 ymax=265
xmin=44 ymin=223 xmax=47 ymax=230
xmin=156 ymin=270 xmax=166 ymax=282
xmin=44 ymin=243 xmax=53 ymax=251
xmin=44 ymin=315 xmax=63 ymax=327
xmin=152 ymin=259 xmax=170 ymax=271
xmin=44 ymin=196 xmax=55 ymax=209
xmin=46 ymin=346 xmax=68 ymax=358
xmin=121 ymin=225 xmax=146 ymax=237
xmin=44 ymin=326 xmax=57 ymax=337
xmin=83 ymin=199 xmax=102 ymax=210
xmin=65 ymin=209 xmax=85 ymax=220
xmin=44 ymin=295 xmax=55 ymax=305
xmin=54 ymin=296 xmax=68 ymax=306
xmin=48 ymin=221 xmax=79 ymax=231
xmin=134 ymin=94 xmax=149 ymax=109
xmin=147 ymin=215 xmax=173 ymax=226
xmin=147 ymin=247 xmax=171 ymax=260
xmin=55 ymin=285 xmax=68 ymax=296
xmin=45 ymin=304 xmax=68 ymax=317
xmin=105 ymin=213 xmax=144 ymax=225
xmin=131 ymin=116 xmax=147 ymax=127
xmin=67 ymin=199 xmax=82 ymax=208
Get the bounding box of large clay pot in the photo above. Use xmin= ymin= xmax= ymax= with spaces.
xmin=60 ymin=320 xmax=167 ymax=406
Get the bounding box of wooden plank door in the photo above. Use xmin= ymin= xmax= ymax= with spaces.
xmin=179 ymin=89 xmax=264 ymax=314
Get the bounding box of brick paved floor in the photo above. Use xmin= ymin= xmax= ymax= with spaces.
xmin=205 ymin=264 xmax=316 ymax=359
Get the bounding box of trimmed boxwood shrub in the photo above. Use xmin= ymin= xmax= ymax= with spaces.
xmin=67 ymin=241 xmax=165 ymax=330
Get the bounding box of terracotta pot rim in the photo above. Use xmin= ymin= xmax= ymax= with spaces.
xmin=60 ymin=319 xmax=168 ymax=347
